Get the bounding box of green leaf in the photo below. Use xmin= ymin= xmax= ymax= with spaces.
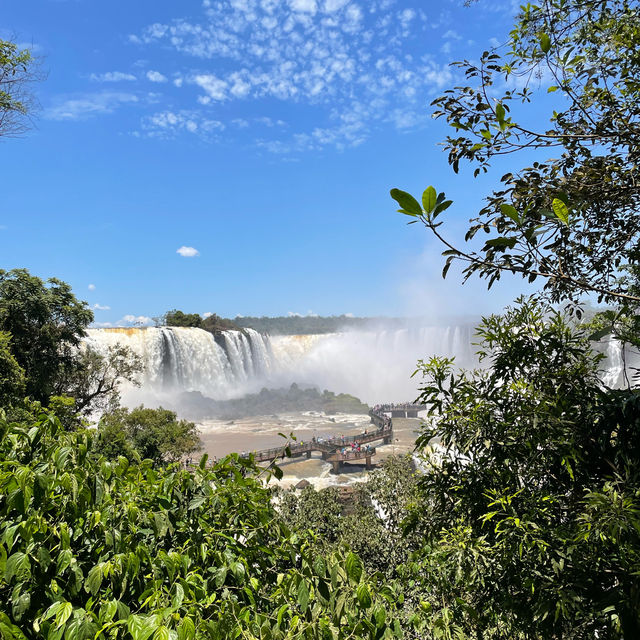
xmin=177 ymin=618 xmax=195 ymax=640
xmin=188 ymin=496 xmax=206 ymax=510
xmin=154 ymin=626 xmax=170 ymax=640
xmin=495 ymin=103 xmax=505 ymax=123
xmin=500 ymin=204 xmax=520 ymax=225
xmin=433 ymin=200 xmax=453 ymax=216
xmin=127 ymin=615 xmax=159 ymax=640
xmin=588 ymin=326 xmax=614 ymax=341
xmin=85 ymin=564 xmax=103 ymax=595
xmin=11 ymin=593 xmax=30 ymax=621
xmin=345 ymin=552 xmax=362 ymax=584
xmin=55 ymin=603 xmax=73 ymax=629
xmin=485 ymin=237 xmax=517 ymax=249
xmin=215 ymin=566 xmax=227 ymax=588
xmin=539 ymin=32 xmax=551 ymax=53
xmin=356 ymin=583 xmax=372 ymax=609
xmin=422 ymin=186 xmax=437 ymax=214
xmin=5 ymin=552 xmax=30 ymax=583
xmin=390 ymin=189 xmax=422 ymax=216
xmin=276 ymin=605 xmax=289 ymax=627
xmin=552 ymin=198 xmax=569 ymax=225
xmin=297 ymin=579 xmax=310 ymax=614
xmin=172 ymin=583 xmax=185 ymax=608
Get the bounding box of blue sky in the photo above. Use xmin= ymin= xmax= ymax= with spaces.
xmin=1 ymin=0 xmax=533 ymax=326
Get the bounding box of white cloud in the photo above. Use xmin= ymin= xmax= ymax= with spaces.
xmin=130 ymin=1 xmax=451 ymax=150
xmin=88 ymin=283 xmax=96 ymax=290
xmin=398 ymin=8 xmax=416 ymax=29
xmin=177 ymin=245 xmax=200 ymax=257
xmin=93 ymin=303 xmax=111 ymax=310
xmin=90 ymin=71 xmax=137 ymax=82
xmin=141 ymin=110 xmax=224 ymax=138
xmin=92 ymin=315 xmax=153 ymax=328
xmin=323 ymin=0 xmax=349 ymax=12
xmin=289 ymin=0 xmax=317 ymax=13
xmin=146 ymin=70 xmax=168 ymax=83
xmin=119 ymin=315 xmax=153 ymax=326
xmin=192 ymin=74 xmax=228 ymax=101
xmin=45 ymin=92 xmax=139 ymax=120
xmin=202 ymin=311 xmax=214 ymax=318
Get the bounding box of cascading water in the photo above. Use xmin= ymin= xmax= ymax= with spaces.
xmin=84 ymin=324 xmax=479 ymax=407
xmin=84 ymin=323 xmax=636 ymax=412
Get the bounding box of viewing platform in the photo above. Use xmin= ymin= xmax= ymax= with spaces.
xmin=242 ymin=407 xmax=395 ymax=472
xmin=373 ymin=402 xmax=427 ymax=419
xmin=325 ymin=447 xmax=376 ymax=473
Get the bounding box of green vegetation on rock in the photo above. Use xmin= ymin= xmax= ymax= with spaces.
xmin=177 ymin=384 xmax=369 ymax=420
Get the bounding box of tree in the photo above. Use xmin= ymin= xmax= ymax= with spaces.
xmin=277 ymin=456 xmax=423 ymax=581
xmin=0 ymin=39 xmax=40 ymax=138
xmin=96 ymin=405 xmax=202 ymax=465
xmin=163 ymin=309 xmax=202 ymax=328
xmin=61 ymin=344 xmax=142 ymax=415
xmin=0 ymin=269 xmax=93 ymax=403
xmin=405 ymin=298 xmax=640 ymax=638
xmin=391 ymin=0 xmax=640 ymax=307
xmin=0 ymin=331 xmax=25 ymax=406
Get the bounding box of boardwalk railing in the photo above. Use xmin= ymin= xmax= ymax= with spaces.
xmin=241 ymin=404 xmax=411 ymax=472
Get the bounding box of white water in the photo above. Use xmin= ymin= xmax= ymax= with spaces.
xmin=84 ymin=324 xmax=478 ymax=407
xmin=84 ymin=325 xmax=635 ymax=412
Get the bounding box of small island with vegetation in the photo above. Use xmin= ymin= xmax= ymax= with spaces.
xmin=177 ymin=383 xmax=369 ymax=420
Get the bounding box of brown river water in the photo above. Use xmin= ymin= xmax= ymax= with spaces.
xmin=197 ymin=412 xmax=423 ymax=489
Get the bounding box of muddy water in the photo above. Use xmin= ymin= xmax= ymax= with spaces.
xmin=197 ymin=412 xmax=423 ymax=489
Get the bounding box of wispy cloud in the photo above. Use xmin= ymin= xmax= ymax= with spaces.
xmin=146 ymin=70 xmax=167 ymax=83
xmin=120 ymin=314 xmax=153 ymax=326
xmin=177 ymin=245 xmax=199 ymax=257
xmin=140 ymin=110 xmax=224 ymax=138
xmin=91 ymin=314 xmax=153 ymax=328
xmin=90 ymin=71 xmax=137 ymax=82
xmin=93 ymin=303 xmax=111 ymax=310
xmin=130 ymin=0 xmax=454 ymax=150
xmin=88 ymin=283 xmax=96 ymax=290
xmin=45 ymin=92 xmax=139 ymax=120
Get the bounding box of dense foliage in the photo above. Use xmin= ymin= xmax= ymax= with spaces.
xmin=278 ymin=457 xmax=421 ymax=581
xmin=0 ymin=412 xmax=404 ymax=640
xmin=388 ymin=0 xmax=640 ymax=637
xmin=162 ymin=312 xmax=414 ymax=336
xmin=95 ymin=406 xmax=202 ymax=465
xmin=0 ymin=270 xmax=93 ymax=404
xmin=0 ymin=332 xmax=25 ymax=407
xmin=0 ymin=269 xmax=140 ymax=415
xmin=403 ymin=299 xmax=640 ymax=638
xmin=162 ymin=311 xmax=240 ymax=334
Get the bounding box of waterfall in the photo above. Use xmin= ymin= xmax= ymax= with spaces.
xmin=84 ymin=323 xmax=638 ymax=413
xmin=84 ymin=324 xmax=480 ymax=407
